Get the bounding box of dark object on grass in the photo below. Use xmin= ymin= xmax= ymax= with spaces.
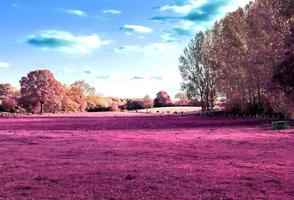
xmin=272 ymin=121 xmax=289 ymax=130
xmin=125 ymin=174 xmax=136 ymax=181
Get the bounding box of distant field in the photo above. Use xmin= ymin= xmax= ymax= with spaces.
xmin=134 ymin=106 xmax=202 ymax=114
xmin=0 ymin=113 xmax=293 ymax=199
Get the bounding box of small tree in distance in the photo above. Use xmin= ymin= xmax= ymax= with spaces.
xmin=0 ymin=83 xmax=17 ymax=97
xmin=143 ymin=95 xmax=153 ymax=112
xmin=175 ymin=92 xmax=189 ymax=106
xmin=154 ymin=91 xmax=172 ymax=107
xmin=68 ymin=80 xmax=96 ymax=112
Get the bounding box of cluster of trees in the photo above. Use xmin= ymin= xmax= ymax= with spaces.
xmin=0 ymin=70 xmax=197 ymax=114
xmin=180 ymin=0 xmax=294 ymax=115
xmin=0 ymin=70 xmax=100 ymax=114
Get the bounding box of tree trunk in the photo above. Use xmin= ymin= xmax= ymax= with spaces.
xmin=40 ymin=102 xmax=44 ymax=114
xmin=257 ymin=81 xmax=262 ymax=112
xmin=205 ymin=90 xmax=209 ymax=111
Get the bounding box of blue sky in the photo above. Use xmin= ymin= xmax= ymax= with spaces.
xmin=0 ymin=0 xmax=250 ymax=98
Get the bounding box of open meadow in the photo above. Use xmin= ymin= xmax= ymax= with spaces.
xmin=0 ymin=112 xmax=293 ymax=200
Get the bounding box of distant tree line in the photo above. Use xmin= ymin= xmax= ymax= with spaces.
xmin=0 ymin=70 xmax=199 ymax=114
xmin=179 ymin=0 xmax=294 ymax=116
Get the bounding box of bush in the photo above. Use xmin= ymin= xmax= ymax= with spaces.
xmin=125 ymin=100 xmax=144 ymax=110
xmin=110 ymin=101 xmax=119 ymax=111
xmin=2 ymin=96 xmax=18 ymax=112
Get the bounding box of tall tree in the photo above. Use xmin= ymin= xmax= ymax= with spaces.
xmin=206 ymin=0 xmax=293 ymax=113
xmin=179 ymin=32 xmax=217 ymax=111
xmin=20 ymin=70 xmax=65 ymax=113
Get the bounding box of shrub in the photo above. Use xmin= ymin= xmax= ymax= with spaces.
xmin=125 ymin=100 xmax=144 ymax=110
xmin=2 ymin=96 xmax=18 ymax=112
xmin=110 ymin=101 xmax=119 ymax=111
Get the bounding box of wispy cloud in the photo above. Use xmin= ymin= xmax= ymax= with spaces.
xmin=131 ymin=76 xmax=144 ymax=80
xmin=157 ymin=0 xmax=208 ymax=14
xmin=84 ymin=69 xmax=110 ymax=79
xmin=102 ymin=9 xmax=122 ymax=15
xmin=152 ymin=0 xmax=232 ymax=22
xmin=60 ymin=69 xmax=74 ymax=73
xmin=0 ymin=61 xmax=9 ymax=68
xmin=130 ymin=75 xmax=163 ymax=81
xmin=62 ymin=9 xmax=87 ymax=17
xmin=160 ymin=32 xmax=178 ymax=43
xmin=116 ymin=43 xmax=176 ymax=54
xmin=150 ymin=76 xmax=163 ymax=80
xmin=167 ymin=21 xmax=205 ymax=38
xmin=120 ymin=25 xmax=153 ymax=33
xmin=84 ymin=69 xmax=99 ymax=76
xmin=96 ymin=75 xmax=110 ymax=79
xmin=116 ymin=45 xmax=140 ymax=52
xmin=25 ymin=30 xmax=110 ymax=54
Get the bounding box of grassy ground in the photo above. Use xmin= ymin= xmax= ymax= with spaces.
xmin=0 ymin=113 xmax=293 ymax=199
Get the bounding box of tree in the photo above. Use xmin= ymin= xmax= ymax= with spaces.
xmin=154 ymin=91 xmax=172 ymax=107
xmin=179 ymin=32 xmax=217 ymax=111
xmin=175 ymin=92 xmax=189 ymax=106
xmin=0 ymin=83 xmax=19 ymax=112
xmin=110 ymin=101 xmax=119 ymax=111
xmin=142 ymin=95 xmax=153 ymax=112
xmin=274 ymin=55 xmax=294 ymax=95
xmin=68 ymin=80 xmax=95 ymax=111
xmin=20 ymin=70 xmax=65 ymax=114
xmin=183 ymin=0 xmax=294 ymax=115
xmin=0 ymin=83 xmax=17 ymax=97
xmin=2 ymin=96 xmax=18 ymax=112
xmin=70 ymin=81 xmax=95 ymax=98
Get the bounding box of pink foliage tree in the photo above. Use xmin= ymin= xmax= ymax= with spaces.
xmin=154 ymin=91 xmax=172 ymax=107
xmin=20 ymin=70 xmax=65 ymax=114
xmin=2 ymin=96 xmax=17 ymax=112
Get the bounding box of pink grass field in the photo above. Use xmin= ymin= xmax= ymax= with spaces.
xmin=0 ymin=113 xmax=293 ymax=200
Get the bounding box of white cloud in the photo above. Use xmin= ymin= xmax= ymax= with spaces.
xmin=160 ymin=33 xmax=177 ymax=42
xmin=116 ymin=43 xmax=177 ymax=54
xmin=125 ymin=32 xmax=133 ymax=36
xmin=102 ymin=9 xmax=122 ymax=15
xmin=116 ymin=45 xmax=141 ymax=53
xmin=26 ymin=30 xmax=111 ymax=54
xmin=121 ymin=25 xmax=153 ymax=33
xmin=0 ymin=61 xmax=9 ymax=68
xmin=220 ymin=0 xmax=250 ymax=14
xmin=84 ymin=69 xmax=99 ymax=76
xmin=63 ymin=9 xmax=87 ymax=17
xmin=60 ymin=69 xmax=74 ymax=73
xmin=159 ymin=0 xmax=208 ymax=14
xmin=176 ymin=20 xmax=205 ymax=32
